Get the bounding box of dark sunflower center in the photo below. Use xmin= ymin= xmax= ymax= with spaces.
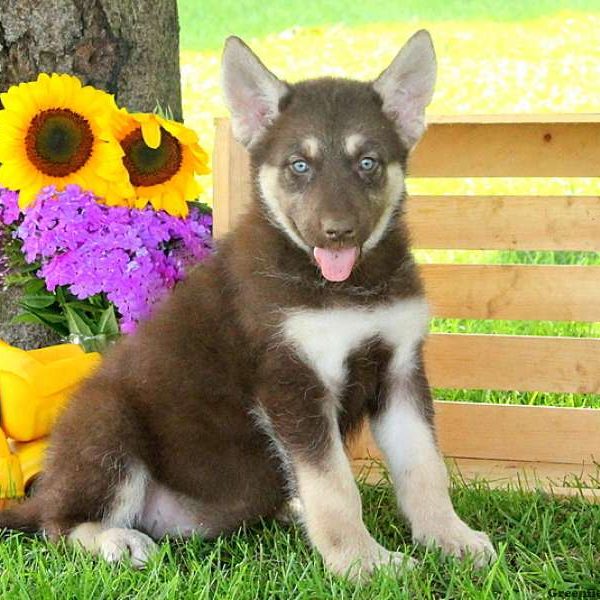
xmin=121 ymin=127 xmax=183 ymax=187
xmin=25 ymin=109 xmax=94 ymax=177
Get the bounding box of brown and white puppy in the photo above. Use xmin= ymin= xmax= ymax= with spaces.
xmin=0 ymin=31 xmax=496 ymax=579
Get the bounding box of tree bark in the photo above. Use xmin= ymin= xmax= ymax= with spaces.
xmin=0 ymin=0 xmax=182 ymax=348
xmin=0 ymin=0 xmax=182 ymax=118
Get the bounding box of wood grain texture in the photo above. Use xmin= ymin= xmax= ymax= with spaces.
xmin=352 ymin=457 xmax=600 ymax=501
xmin=421 ymin=264 xmax=600 ymax=322
xmin=406 ymin=195 xmax=600 ymax=251
xmin=351 ymin=402 xmax=600 ymax=464
xmin=425 ymin=334 xmax=600 ymax=394
xmin=410 ymin=117 xmax=600 ymax=177
xmin=213 ymin=119 xmax=252 ymax=238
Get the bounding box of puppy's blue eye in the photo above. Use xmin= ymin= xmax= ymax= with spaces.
xmin=291 ymin=160 xmax=310 ymax=174
xmin=359 ymin=157 xmax=377 ymax=172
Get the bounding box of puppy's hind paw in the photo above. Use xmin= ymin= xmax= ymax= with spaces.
xmin=97 ymin=527 xmax=158 ymax=569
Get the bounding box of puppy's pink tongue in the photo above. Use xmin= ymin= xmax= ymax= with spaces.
xmin=313 ymin=247 xmax=359 ymax=282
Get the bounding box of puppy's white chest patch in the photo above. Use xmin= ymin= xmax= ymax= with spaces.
xmin=282 ymin=297 xmax=429 ymax=393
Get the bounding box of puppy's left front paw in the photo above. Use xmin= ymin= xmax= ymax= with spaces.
xmin=413 ymin=518 xmax=497 ymax=567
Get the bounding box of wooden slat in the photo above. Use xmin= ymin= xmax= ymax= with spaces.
xmin=213 ymin=118 xmax=252 ymax=239
xmin=424 ymin=114 xmax=600 ymax=124
xmin=351 ymin=402 xmax=600 ymax=464
xmin=425 ymin=334 xmax=600 ymax=394
xmin=421 ymin=264 xmax=600 ymax=322
xmin=410 ymin=116 xmax=600 ymax=176
xmin=407 ymin=195 xmax=600 ymax=251
xmin=352 ymin=458 xmax=600 ymax=501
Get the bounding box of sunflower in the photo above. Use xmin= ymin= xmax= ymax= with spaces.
xmin=113 ymin=111 xmax=209 ymax=216
xmin=0 ymin=73 xmax=132 ymax=207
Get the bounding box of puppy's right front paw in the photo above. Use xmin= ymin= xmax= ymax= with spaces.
xmin=413 ymin=517 xmax=497 ymax=568
xmin=326 ymin=537 xmax=417 ymax=582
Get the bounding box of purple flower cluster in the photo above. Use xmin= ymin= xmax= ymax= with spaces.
xmin=0 ymin=185 xmax=213 ymax=333
xmin=0 ymin=188 xmax=20 ymax=226
xmin=0 ymin=188 xmax=20 ymax=287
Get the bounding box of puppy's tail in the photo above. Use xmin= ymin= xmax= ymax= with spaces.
xmin=0 ymin=496 xmax=42 ymax=534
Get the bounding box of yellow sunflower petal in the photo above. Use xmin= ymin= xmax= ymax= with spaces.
xmin=0 ymin=110 xmax=26 ymax=133
xmin=190 ymin=153 xmax=211 ymax=175
xmin=132 ymin=195 xmax=148 ymax=210
xmin=0 ymin=162 xmax=32 ymax=190
xmin=1 ymin=85 xmax=35 ymax=116
xmin=190 ymin=143 xmax=209 ymax=163
xmin=45 ymin=74 xmax=66 ymax=108
xmin=17 ymin=183 xmax=42 ymax=209
xmin=163 ymin=120 xmax=199 ymax=146
xmin=0 ymin=138 xmax=23 ymax=163
xmin=164 ymin=200 xmax=187 ymax=217
xmin=184 ymin=174 xmax=201 ymax=200
xmin=139 ymin=117 xmax=162 ymax=149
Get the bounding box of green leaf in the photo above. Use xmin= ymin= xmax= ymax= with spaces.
xmin=20 ymin=294 xmax=57 ymax=309
xmin=64 ymin=305 xmax=95 ymax=337
xmin=153 ymin=100 xmax=174 ymax=120
xmin=97 ymin=306 xmax=120 ymax=336
xmin=11 ymin=313 xmax=45 ymax=326
xmin=13 ymin=308 xmax=69 ymax=337
xmin=87 ymin=293 xmax=109 ymax=308
xmin=23 ymin=309 xmax=65 ymax=324
xmin=188 ymin=200 xmax=212 ymax=214
xmin=20 ymin=262 xmax=41 ymax=274
xmin=64 ymin=301 xmax=106 ymax=314
xmin=6 ymin=273 xmax=36 ymax=286
xmin=55 ymin=286 xmax=67 ymax=305
xmin=22 ymin=279 xmax=46 ymax=294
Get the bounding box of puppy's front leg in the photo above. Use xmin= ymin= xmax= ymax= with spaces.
xmin=370 ymin=355 xmax=497 ymax=566
xmin=257 ymin=364 xmax=414 ymax=580
xmin=292 ymin=419 xmax=416 ymax=579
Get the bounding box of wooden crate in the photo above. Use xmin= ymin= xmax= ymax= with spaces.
xmin=212 ymin=115 xmax=600 ymax=500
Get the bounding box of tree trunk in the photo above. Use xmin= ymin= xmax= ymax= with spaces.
xmin=0 ymin=0 xmax=182 ymax=348
xmin=0 ymin=0 xmax=182 ymax=118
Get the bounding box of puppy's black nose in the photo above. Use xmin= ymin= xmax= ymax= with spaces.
xmin=323 ymin=219 xmax=356 ymax=241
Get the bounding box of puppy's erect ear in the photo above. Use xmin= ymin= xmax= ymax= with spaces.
xmin=373 ymin=30 xmax=437 ymax=149
xmin=221 ymin=36 xmax=289 ymax=148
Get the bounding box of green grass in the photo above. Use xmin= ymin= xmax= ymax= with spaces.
xmin=177 ymin=0 xmax=600 ymax=51
xmin=1 ymin=475 xmax=598 ymax=599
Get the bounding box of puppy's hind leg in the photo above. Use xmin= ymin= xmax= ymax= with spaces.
xmin=67 ymin=462 xmax=158 ymax=568
xmin=36 ymin=379 xmax=159 ymax=567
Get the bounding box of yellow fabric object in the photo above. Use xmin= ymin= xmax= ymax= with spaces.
xmin=0 ymin=340 xmax=101 ymax=441
xmin=11 ymin=438 xmax=48 ymax=492
xmin=0 ymin=436 xmax=49 ymax=499
xmin=0 ymin=340 xmax=100 ymax=499
xmin=0 ymin=428 xmax=24 ymax=498
xmin=0 ymin=340 xmax=101 ymax=498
